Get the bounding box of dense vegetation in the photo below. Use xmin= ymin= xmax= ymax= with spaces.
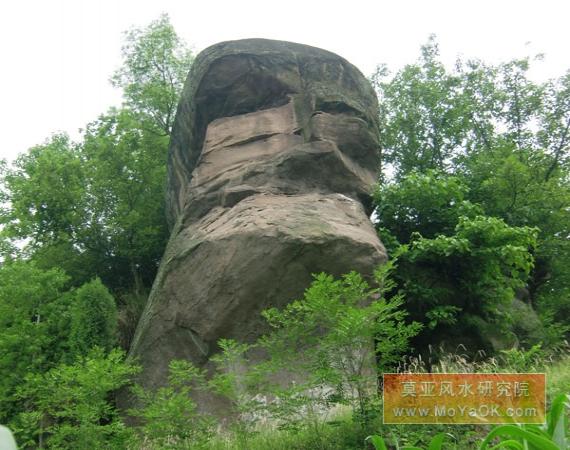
xmin=0 ymin=15 xmax=568 ymax=450
xmin=372 ymin=39 xmax=570 ymax=354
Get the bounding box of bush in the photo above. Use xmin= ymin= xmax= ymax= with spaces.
xmin=129 ymin=360 xmax=215 ymax=449
xmin=69 ymin=278 xmax=118 ymax=357
xmin=251 ymin=260 xmax=421 ymax=428
xmin=13 ymin=348 xmax=138 ymax=449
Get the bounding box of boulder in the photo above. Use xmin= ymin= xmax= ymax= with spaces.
xmin=128 ymin=39 xmax=387 ymax=414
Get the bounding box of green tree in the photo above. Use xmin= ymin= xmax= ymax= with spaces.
xmin=0 ymin=134 xmax=85 ymax=246
xmin=0 ymin=261 xmax=124 ymax=427
xmin=0 ymin=261 xmax=72 ymax=422
xmin=372 ymin=35 xmax=471 ymax=178
xmin=111 ymin=13 xmax=194 ymax=135
xmin=375 ymin=172 xmax=541 ymax=353
xmin=373 ymin=37 xmax=570 ymax=346
xmin=0 ymin=14 xmax=199 ymax=446
xmin=0 ymin=14 xmax=192 ymax=298
xmin=69 ymin=278 xmax=118 ymax=357
xmin=81 ymin=108 xmax=170 ymax=294
xmin=372 ymin=39 xmax=565 ymax=180
xmin=540 ymin=71 xmax=570 ymax=180
xmin=374 ymin=170 xmax=481 ymax=244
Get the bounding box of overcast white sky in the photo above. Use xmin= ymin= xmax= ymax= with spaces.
xmin=1 ymin=0 xmax=569 ymax=163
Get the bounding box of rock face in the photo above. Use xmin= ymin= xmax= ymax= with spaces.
xmin=128 ymin=38 xmax=387 ymax=412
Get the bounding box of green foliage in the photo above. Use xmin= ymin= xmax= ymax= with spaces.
xmin=373 ymin=35 xmax=471 ymax=177
xmin=373 ymin=37 xmax=570 ymax=347
xmin=407 ymin=214 xmax=537 ymax=347
xmin=69 ymin=278 xmax=118 ymax=357
xmin=0 ymin=107 xmax=170 ymax=298
xmin=546 ymin=356 xmax=570 ymax=400
xmin=498 ymin=344 xmax=545 ymax=372
xmin=374 ymin=38 xmax=570 ymax=181
xmin=257 ymin=262 xmax=421 ymax=426
xmin=203 ymin=414 xmax=375 ymax=450
xmin=0 ymin=15 xmax=195 ymax=443
xmin=0 ymin=261 xmax=72 ymax=422
xmin=81 ymin=107 xmax=170 ymax=293
xmin=129 ymin=360 xmax=214 ymax=449
xmin=367 ymin=432 xmax=454 ymax=450
xmin=367 ymin=395 xmax=569 ymax=449
xmin=209 ymin=339 xmax=264 ymax=430
xmin=14 ymin=348 xmax=139 ymax=449
xmin=376 ymin=170 xmax=538 ymax=352
xmin=0 ymin=14 xmax=191 ymax=297
xmin=374 ymin=170 xmax=481 ymax=243
xmin=111 ymin=13 xmax=194 ymax=135
xmin=425 ymin=305 xmax=461 ymax=330
xmin=479 ymin=394 xmax=569 ymax=450
xmin=0 ymin=134 xmax=85 ymax=245
xmin=0 ymin=259 xmax=123 ymax=433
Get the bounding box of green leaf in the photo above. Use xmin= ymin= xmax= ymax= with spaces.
xmin=366 ymin=435 xmax=388 ymax=450
xmin=487 ymin=440 xmax=524 ymax=450
xmin=479 ymin=425 xmax=560 ymax=450
xmin=428 ymin=432 xmax=453 ymax=450
xmin=547 ymin=394 xmax=569 ymax=448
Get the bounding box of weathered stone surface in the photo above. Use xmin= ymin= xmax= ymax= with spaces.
xmin=128 ymin=39 xmax=387 ymax=413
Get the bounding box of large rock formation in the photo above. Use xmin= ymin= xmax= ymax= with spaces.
xmin=128 ymin=38 xmax=387 ymax=412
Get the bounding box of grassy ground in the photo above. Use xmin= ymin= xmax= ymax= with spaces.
xmin=200 ymin=416 xmax=492 ymax=450
xmin=197 ymin=354 xmax=570 ymax=450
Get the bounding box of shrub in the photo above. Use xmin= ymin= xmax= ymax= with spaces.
xmin=13 ymin=348 xmax=138 ymax=449
xmin=255 ymin=260 xmax=421 ymax=427
xmin=129 ymin=360 xmax=215 ymax=449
